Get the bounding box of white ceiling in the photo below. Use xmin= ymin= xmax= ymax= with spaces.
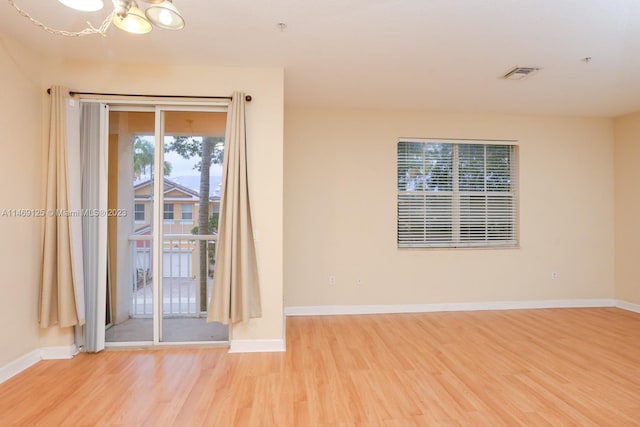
xmin=1 ymin=0 xmax=639 ymax=117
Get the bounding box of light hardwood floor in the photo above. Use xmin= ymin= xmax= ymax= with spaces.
xmin=1 ymin=308 xmax=640 ymax=426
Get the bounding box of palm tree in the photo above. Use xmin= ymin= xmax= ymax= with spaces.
xmin=133 ymin=137 xmax=172 ymax=180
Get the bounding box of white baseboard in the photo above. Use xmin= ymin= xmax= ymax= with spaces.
xmin=0 ymin=349 xmax=41 ymax=384
xmin=616 ymin=300 xmax=640 ymax=313
xmin=0 ymin=344 xmax=78 ymax=384
xmin=229 ymin=339 xmax=286 ymax=353
xmin=41 ymin=344 xmax=78 ymax=360
xmin=285 ymin=298 xmax=617 ymax=316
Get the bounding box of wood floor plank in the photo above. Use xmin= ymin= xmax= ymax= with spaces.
xmin=2 ymin=308 xmax=640 ymax=426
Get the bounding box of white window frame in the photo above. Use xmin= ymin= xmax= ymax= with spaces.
xmin=397 ymin=138 xmax=519 ymax=249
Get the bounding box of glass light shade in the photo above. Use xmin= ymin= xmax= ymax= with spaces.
xmin=112 ymin=3 xmax=152 ymax=34
xmin=145 ymin=1 xmax=185 ymax=30
xmin=58 ymin=0 xmax=104 ymax=12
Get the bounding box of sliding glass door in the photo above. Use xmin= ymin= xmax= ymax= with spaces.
xmin=105 ymin=110 xmax=155 ymax=343
xmin=104 ymin=106 xmax=229 ymax=345
xmin=159 ymin=110 xmax=228 ymax=342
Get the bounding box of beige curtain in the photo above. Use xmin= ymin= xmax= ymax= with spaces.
xmin=39 ymin=86 xmax=85 ymax=328
xmin=208 ymin=92 xmax=262 ymax=324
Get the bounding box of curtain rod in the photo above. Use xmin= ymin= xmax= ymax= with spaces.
xmin=46 ymin=88 xmax=252 ymax=102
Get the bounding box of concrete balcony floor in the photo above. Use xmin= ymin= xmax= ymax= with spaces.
xmin=106 ymin=317 xmax=229 ymax=343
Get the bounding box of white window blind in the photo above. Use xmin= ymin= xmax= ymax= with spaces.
xmin=397 ymin=139 xmax=519 ymax=248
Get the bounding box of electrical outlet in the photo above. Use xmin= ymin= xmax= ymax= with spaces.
xmin=356 ymin=278 xmax=364 ymax=286
xmin=329 ymin=275 xmax=336 ymax=285
xmin=551 ymin=272 xmax=558 ymax=280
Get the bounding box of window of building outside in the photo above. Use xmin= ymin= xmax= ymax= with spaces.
xmin=163 ymin=203 xmax=174 ymax=223
xmin=134 ymin=203 xmax=145 ymax=223
xmin=181 ymin=204 xmax=193 ymax=223
xmin=397 ymin=139 xmax=519 ymax=248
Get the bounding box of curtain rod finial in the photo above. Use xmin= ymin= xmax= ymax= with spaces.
xmin=245 ymin=95 xmax=252 ymax=102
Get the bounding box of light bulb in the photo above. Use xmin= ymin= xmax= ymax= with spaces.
xmin=158 ymin=9 xmax=173 ymax=26
xmin=112 ymin=2 xmax=152 ymax=34
xmin=145 ymin=1 xmax=185 ymax=30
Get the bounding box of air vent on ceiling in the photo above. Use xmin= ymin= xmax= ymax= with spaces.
xmin=501 ymin=66 xmax=540 ymax=80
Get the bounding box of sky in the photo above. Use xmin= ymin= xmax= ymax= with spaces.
xmin=164 ymin=150 xmax=223 ymax=178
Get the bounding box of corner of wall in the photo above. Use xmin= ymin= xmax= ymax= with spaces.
xmin=613 ymin=111 xmax=640 ymax=304
xmin=0 ymin=344 xmax=78 ymax=385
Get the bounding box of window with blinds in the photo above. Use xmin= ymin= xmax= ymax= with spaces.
xmin=397 ymin=139 xmax=519 ymax=248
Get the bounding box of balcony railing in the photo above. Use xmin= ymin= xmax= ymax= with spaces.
xmin=129 ymin=234 xmax=216 ymax=318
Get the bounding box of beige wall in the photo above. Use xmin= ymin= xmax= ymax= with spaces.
xmin=0 ymin=38 xmax=46 ymax=366
xmin=284 ymin=108 xmax=616 ymax=307
xmin=0 ymin=42 xmax=284 ymax=368
xmin=614 ymin=112 xmax=640 ymax=304
xmin=43 ymin=60 xmax=286 ymax=341
xmin=48 ymin=60 xmax=285 ymax=342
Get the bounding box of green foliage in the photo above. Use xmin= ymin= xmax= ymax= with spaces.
xmin=190 ymin=213 xmax=219 ymax=235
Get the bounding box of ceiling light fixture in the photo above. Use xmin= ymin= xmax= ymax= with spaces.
xmin=112 ymin=0 xmax=152 ymax=34
xmin=145 ymin=1 xmax=185 ymax=30
xmin=8 ymin=0 xmax=185 ymax=36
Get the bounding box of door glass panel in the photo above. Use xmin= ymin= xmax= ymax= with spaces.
xmin=105 ymin=111 xmax=155 ymax=343
xmin=104 ymin=109 xmax=229 ymax=345
xmin=161 ymin=110 xmax=229 ymax=342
